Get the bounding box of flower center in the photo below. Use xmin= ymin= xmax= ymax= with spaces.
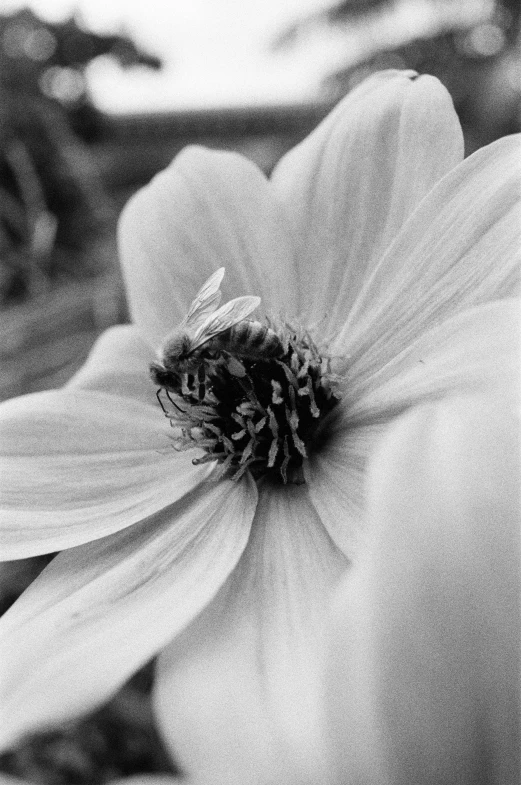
xmin=153 ymin=320 xmax=340 ymax=484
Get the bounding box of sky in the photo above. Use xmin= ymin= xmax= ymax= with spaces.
xmin=2 ymin=0 xmax=492 ymax=111
xmin=2 ymin=0 xmax=343 ymax=110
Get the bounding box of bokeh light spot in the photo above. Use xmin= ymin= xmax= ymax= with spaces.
xmin=466 ymin=22 xmax=505 ymax=57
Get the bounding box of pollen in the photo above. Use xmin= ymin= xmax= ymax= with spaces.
xmin=156 ymin=322 xmax=340 ymax=485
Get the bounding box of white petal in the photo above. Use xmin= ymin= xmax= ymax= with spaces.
xmin=340 ymin=298 xmax=520 ymax=425
xmin=0 ymin=389 xmax=210 ymax=557
xmin=312 ymin=300 xmax=519 ymax=559
xmin=309 ymin=300 xmax=518 ymax=559
xmin=334 ymin=134 xmax=521 ymax=359
xmin=272 ymin=71 xmax=463 ymax=331
xmin=0 ymin=475 xmax=256 ymax=751
xmin=305 ymin=422 xmax=386 ymax=560
xmin=67 ymin=324 xmax=157 ymax=404
xmin=326 ymin=393 xmax=520 ymax=785
xmin=154 ymin=483 xmax=347 ymax=785
xmin=118 ymin=147 xmax=298 ymax=348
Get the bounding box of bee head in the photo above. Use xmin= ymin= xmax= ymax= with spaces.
xmin=150 ymin=361 xmax=181 ymax=390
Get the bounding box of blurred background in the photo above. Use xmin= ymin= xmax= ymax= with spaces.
xmin=0 ymin=0 xmax=519 ymax=781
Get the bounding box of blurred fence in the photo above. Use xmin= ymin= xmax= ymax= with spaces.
xmin=91 ymin=102 xmax=334 ymax=197
xmin=0 ymin=272 xmax=126 ymax=400
xmin=0 ymin=102 xmax=332 ymax=401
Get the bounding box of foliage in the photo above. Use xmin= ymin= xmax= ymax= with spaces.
xmin=323 ymin=2 xmax=521 ymax=151
xmin=275 ymin=0 xmax=520 ymax=152
xmin=0 ymin=8 xmax=161 ymax=306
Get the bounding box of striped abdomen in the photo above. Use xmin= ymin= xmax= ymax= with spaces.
xmin=206 ymin=320 xmax=283 ymax=360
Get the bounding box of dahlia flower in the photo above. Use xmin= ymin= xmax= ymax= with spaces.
xmin=0 ymin=70 xmax=519 ymax=783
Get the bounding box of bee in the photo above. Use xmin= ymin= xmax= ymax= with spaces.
xmin=151 ymin=267 xmax=284 ymax=389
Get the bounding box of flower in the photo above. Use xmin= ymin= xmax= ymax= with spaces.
xmin=0 ymin=70 xmax=519 ymax=783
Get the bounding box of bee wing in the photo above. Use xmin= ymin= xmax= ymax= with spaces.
xmin=181 ymin=267 xmax=225 ymax=332
xmin=191 ymin=296 xmax=261 ymax=350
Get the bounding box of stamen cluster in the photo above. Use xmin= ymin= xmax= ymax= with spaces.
xmin=157 ymin=323 xmax=340 ymax=484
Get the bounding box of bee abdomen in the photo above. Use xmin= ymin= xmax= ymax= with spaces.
xmin=212 ymin=321 xmax=283 ymax=359
xmin=234 ymin=321 xmax=283 ymax=357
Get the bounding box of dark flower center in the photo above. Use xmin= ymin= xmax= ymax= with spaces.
xmin=154 ymin=321 xmax=340 ymax=484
